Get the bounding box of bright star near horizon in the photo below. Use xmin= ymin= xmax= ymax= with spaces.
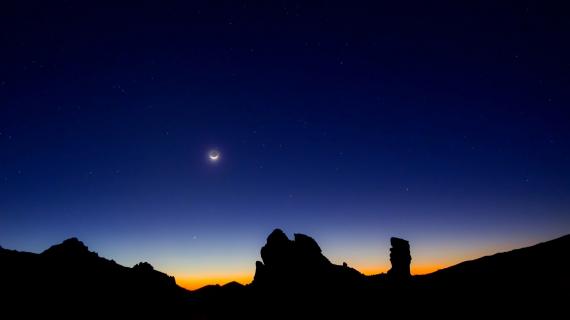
xmin=208 ymin=149 xmax=221 ymax=162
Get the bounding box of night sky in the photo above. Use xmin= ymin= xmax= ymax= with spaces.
xmin=1 ymin=1 xmax=569 ymax=289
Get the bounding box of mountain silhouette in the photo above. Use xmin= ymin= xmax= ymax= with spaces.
xmin=0 ymin=237 xmax=190 ymax=317
xmin=1 ymin=230 xmax=568 ymax=318
xmin=414 ymin=234 xmax=570 ymax=313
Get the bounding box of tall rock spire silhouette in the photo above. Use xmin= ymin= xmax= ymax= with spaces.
xmin=387 ymin=237 xmax=411 ymax=279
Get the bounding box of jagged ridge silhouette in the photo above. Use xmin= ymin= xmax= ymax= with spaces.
xmin=1 ymin=230 xmax=568 ymax=318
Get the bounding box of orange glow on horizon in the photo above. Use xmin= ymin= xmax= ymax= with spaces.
xmin=176 ymin=274 xmax=253 ymax=291
xmin=358 ymin=264 xmax=445 ymax=276
xmin=175 ymin=263 xmax=449 ymax=290
xmin=411 ymin=264 xmax=447 ymax=275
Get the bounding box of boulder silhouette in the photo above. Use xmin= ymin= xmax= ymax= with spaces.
xmin=259 ymin=228 xmax=293 ymax=270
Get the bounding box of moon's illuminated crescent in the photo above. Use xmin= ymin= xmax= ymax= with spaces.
xmin=208 ymin=150 xmax=220 ymax=161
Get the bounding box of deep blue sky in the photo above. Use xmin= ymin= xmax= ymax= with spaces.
xmin=1 ymin=1 xmax=569 ymax=288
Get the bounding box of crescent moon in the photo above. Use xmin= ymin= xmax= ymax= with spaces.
xmin=208 ymin=150 xmax=220 ymax=161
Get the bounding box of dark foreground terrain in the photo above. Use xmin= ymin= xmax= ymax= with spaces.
xmin=1 ymin=229 xmax=568 ymax=318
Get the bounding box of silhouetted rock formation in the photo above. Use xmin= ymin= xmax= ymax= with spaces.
xmin=252 ymin=229 xmax=362 ymax=291
xmin=250 ymin=229 xmax=367 ymax=318
xmin=387 ymin=237 xmax=411 ymax=279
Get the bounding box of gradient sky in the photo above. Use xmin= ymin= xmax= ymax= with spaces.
xmin=1 ymin=1 xmax=569 ymax=289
